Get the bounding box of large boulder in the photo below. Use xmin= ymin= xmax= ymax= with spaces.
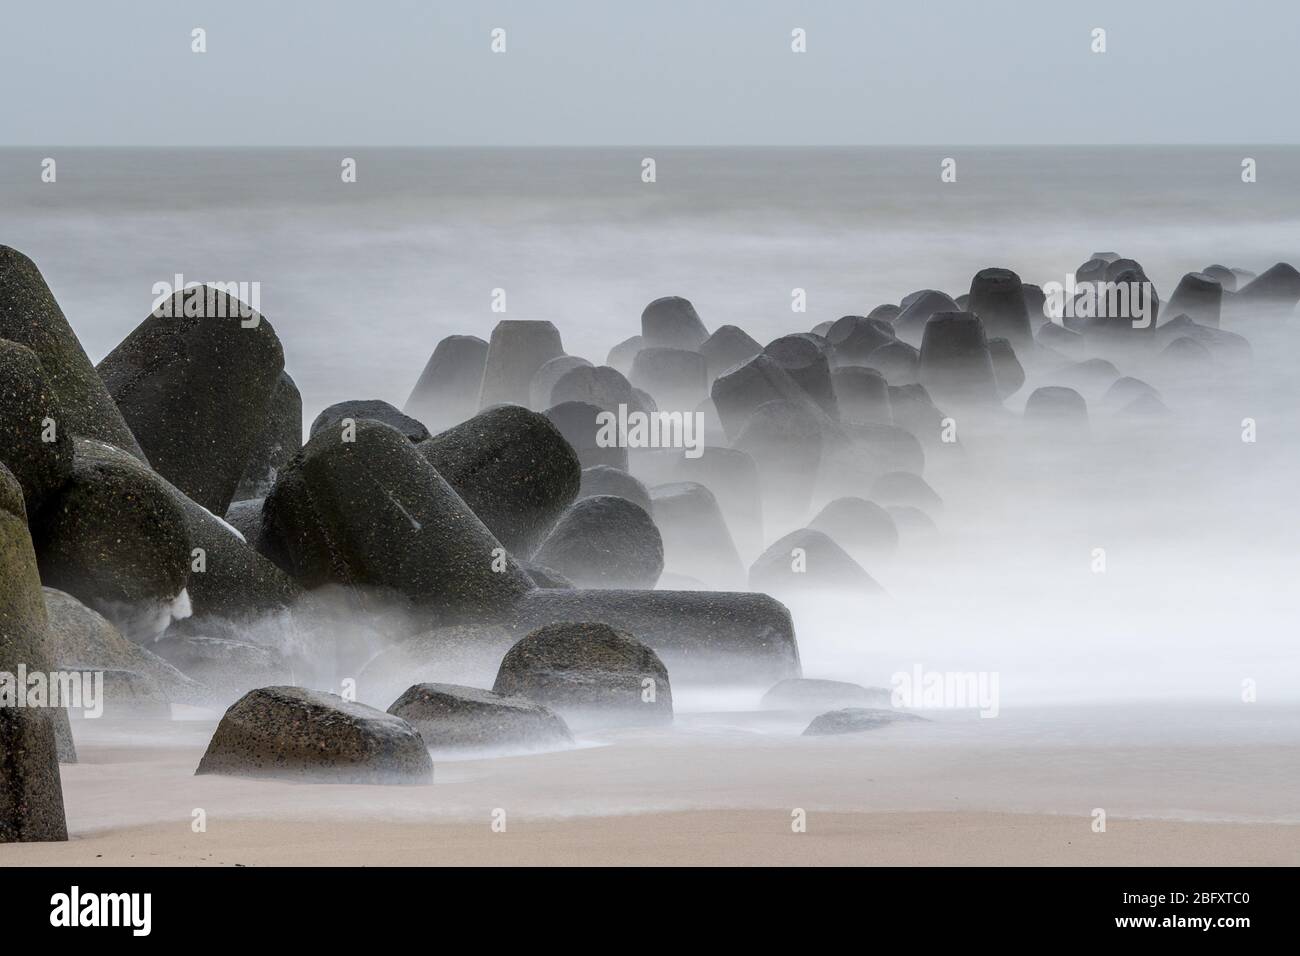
xmin=577 ymin=464 xmax=652 ymax=514
xmin=310 ymin=399 xmax=429 ymax=444
xmin=387 ymin=683 xmax=572 ymax=751
xmin=478 ymin=320 xmax=564 ymax=409
xmin=699 ymin=325 xmax=762 ymax=381
xmin=550 ymin=363 xmax=640 ymax=413
xmin=918 ymin=311 xmax=999 ymax=407
xmin=32 ymin=439 xmax=192 ymax=641
xmin=507 ymin=588 xmax=800 ymax=685
xmin=1166 ymin=272 xmax=1223 ymax=328
xmin=671 ymin=447 xmax=764 ymax=562
xmin=641 ymin=296 xmax=708 ymax=350
xmin=892 ymin=290 xmax=959 ymax=347
xmin=832 ymin=366 xmax=891 ymax=424
xmin=1237 ymin=262 xmax=1300 ymax=312
xmin=531 ymin=495 xmax=663 ymax=589
xmin=233 ymin=371 xmax=302 ymax=501
xmin=42 ymin=587 xmax=201 ymax=704
xmin=419 ymin=404 xmax=582 ymax=556
xmin=261 ymin=419 xmax=533 ymax=619
xmin=529 ymin=355 xmax=592 ymax=410
xmin=764 ymin=334 xmax=838 ymax=418
xmin=0 ymin=338 xmax=73 ymax=515
xmin=605 ymin=335 xmax=643 ymax=377
xmin=97 ymin=286 xmax=285 ymax=515
xmin=493 ymin=622 xmax=673 ymax=726
xmin=650 ymin=482 xmax=745 ymax=589
xmin=404 ymin=334 xmax=488 ymax=431
xmin=749 ymin=528 xmax=883 ymax=595
xmin=0 ymin=463 xmax=68 ymax=842
xmin=544 ymin=400 xmax=626 ymax=470
xmin=72 ymin=439 xmax=300 ymax=628
xmin=0 ymin=246 xmax=144 ymax=461
xmin=733 ymin=399 xmax=827 ymax=521
xmin=195 ymin=686 xmax=433 ymax=784
xmin=968 ymin=268 xmax=1032 ymax=346
xmin=629 ymin=347 xmax=708 ymax=411
xmin=710 ymin=352 xmax=829 ymax=440
xmin=808 ymin=497 xmax=898 ymax=562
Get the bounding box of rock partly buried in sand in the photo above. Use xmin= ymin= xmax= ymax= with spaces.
xmin=641 ymin=296 xmax=708 ymax=350
xmin=97 ymin=286 xmax=285 ymax=516
xmin=42 ymin=587 xmax=201 ymax=704
xmin=233 ymin=371 xmax=302 ymax=501
xmin=749 ymin=529 xmax=884 ymax=596
xmin=578 ymin=464 xmax=652 ymax=514
xmin=419 ymin=404 xmax=581 ymax=556
xmin=0 ymin=245 xmax=145 ymax=462
xmin=310 ymin=399 xmax=430 ymax=444
xmin=493 ymin=622 xmax=673 ymax=726
xmin=0 ymin=338 xmax=73 ymax=515
xmin=478 ymin=320 xmax=564 ymax=409
xmin=73 ymin=439 xmax=300 ymax=627
xmin=196 ymin=686 xmax=433 ymax=784
xmin=531 ymin=495 xmax=663 ymax=589
xmin=802 ymin=708 xmax=924 ymax=736
xmin=761 ymin=678 xmax=892 ymax=712
xmin=404 ymin=334 xmax=488 ymax=431
xmin=0 ymin=463 xmax=68 ymax=842
xmin=387 ymin=683 xmax=573 ymax=751
xmin=507 ymin=589 xmax=800 ymax=685
xmin=32 ymin=440 xmax=192 ymax=642
xmin=262 ymin=419 xmax=532 ymax=620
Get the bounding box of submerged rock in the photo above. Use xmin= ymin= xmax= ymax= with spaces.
xmin=387 ymin=682 xmax=572 ymax=751
xmin=98 ymin=286 xmax=285 ymax=515
xmin=749 ymin=528 xmax=883 ymax=595
xmin=493 ymin=622 xmax=673 ymax=726
xmin=808 ymin=497 xmax=898 ymax=561
xmin=1237 ymin=262 xmax=1300 ymax=312
xmin=421 ymin=404 xmax=582 ymax=556
xmin=1023 ymin=386 xmax=1089 ymax=432
xmin=1166 ymin=272 xmax=1223 ymax=328
xmin=196 ymin=686 xmax=433 ymax=784
xmin=630 ymin=347 xmax=708 ymax=411
xmin=870 ymin=471 xmax=943 ymax=511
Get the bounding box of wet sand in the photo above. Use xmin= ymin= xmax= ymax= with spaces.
xmin=4 ymin=704 xmax=1298 ymax=866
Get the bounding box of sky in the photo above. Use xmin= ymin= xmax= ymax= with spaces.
xmin=1 ymin=0 xmax=1297 ymax=146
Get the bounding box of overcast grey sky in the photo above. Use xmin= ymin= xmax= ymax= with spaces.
xmin=2 ymin=0 xmax=1296 ymax=146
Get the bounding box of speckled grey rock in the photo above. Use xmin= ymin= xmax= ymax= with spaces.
xmin=641 ymin=296 xmax=708 ymax=350
xmin=233 ymin=371 xmax=302 ymax=501
xmin=493 ymin=622 xmax=673 ymax=726
xmin=196 ymin=686 xmax=433 ymax=784
xmin=262 ymin=419 xmax=533 ymax=619
xmin=223 ymin=498 xmax=265 ymax=551
xmin=0 ymin=463 xmax=68 ymax=842
xmin=478 ymin=320 xmax=564 ymax=409
xmin=711 ymin=352 xmax=830 ymax=441
xmin=98 ymin=286 xmax=285 ymax=515
xmin=544 ymin=400 xmax=627 ymax=470
xmin=310 ymin=399 xmax=429 ymax=443
xmin=0 ymin=245 xmax=145 ymax=462
xmin=32 ymin=440 xmax=191 ymax=641
xmin=578 ymin=465 xmax=652 ymax=514
xmin=699 ymin=325 xmax=762 ymax=381
xmin=404 ymin=335 xmax=488 ymax=431
xmin=507 ymin=588 xmax=800 ymax=685
xmin=420 ymin=404 xmax=582 ymax=556
xmin=550 ymin=363 xmax=638 ymax=413
xmin=802 ymin=707 xmax=923 ymax=736
xmin=531 ymin=495 xmax=663 ymax=589
xmin=0 ymin=338 xmax=73 ymax=515
xmin=387 ymin=683 xmax=572 ymax=751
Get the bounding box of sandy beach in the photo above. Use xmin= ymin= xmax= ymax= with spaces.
xmin=5 ymin=704 xmax=1297 ymax=866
